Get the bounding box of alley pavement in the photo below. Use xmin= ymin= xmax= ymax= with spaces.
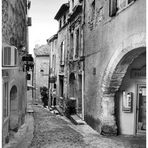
xmin=28 ymin=104 xmax=146 ymax=148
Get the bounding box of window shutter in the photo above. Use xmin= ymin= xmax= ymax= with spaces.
xmin=60 ymin=41 xmax=65 ymax=65
xmin=62 ymin=42 xmax=65 ymax=65
xmin=109 ymin=0 xmax=117 ymax=17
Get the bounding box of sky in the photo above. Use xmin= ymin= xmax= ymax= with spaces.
xmin=28 ymin=0 xmax=69 ymax=54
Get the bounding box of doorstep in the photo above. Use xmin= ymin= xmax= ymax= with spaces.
xmin=55 ymin=105 xmax=64 ymax=116
xmin=70 ymin=114 xmax=86 ymax=125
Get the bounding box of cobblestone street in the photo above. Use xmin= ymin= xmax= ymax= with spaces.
xmin=28 ymin=104 xmax=146 ymax=148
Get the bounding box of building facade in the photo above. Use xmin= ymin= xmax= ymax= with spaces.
xmin=34 ymin=45 xmax=50 ymax=103
xmin=2 ymin=0 xmax=31 ymax=145
xmin=83 ymin=0 xmax=146 ymax=136
xmin=54 ymin=3 xmax=70 ymax=114
xmin=67 ymin=0 xmax=84 ymax=119
xmin=53 ymin=0 xmax=146 ymax=137
xmin=47 ymin=34 xmax=58 ymax=107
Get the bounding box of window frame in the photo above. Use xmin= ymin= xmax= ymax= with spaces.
xmin=75 ymin=28 xmax=80 ymax=58
xmin=3 ymin=80 xmax=9 ymax=123
xmin=60 ymin=41 xmax=65 ymax=65
xmin=109 ymin=0 xmax=136 ymax=17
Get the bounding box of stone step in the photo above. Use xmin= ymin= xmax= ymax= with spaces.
xmin=70 ymin=114 xmax=85 ymax=125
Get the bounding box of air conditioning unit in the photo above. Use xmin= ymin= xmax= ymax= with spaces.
xmin=27 ymin=17 xmax=32 ymax=26
xmin=2 ymin=44 xmax=18 ymax=67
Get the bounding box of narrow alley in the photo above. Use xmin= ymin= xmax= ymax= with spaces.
xmin=2 ymin=0 xmax=146 ymax=147
xmin=26 ymin=104 xmax=145 ymax=148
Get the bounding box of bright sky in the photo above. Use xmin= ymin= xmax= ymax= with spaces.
xmin=28 ymin=0 xmax=69 ymax=54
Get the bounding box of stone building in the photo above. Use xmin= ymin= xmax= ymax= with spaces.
xmin=54 ymin=0 xmax=146 ymax=137
xmin=54 ymin=3 xmax=70 ymax=113
xmin=83 ymin=0 xmax=146 ymax=136
xmin=47 ymin=34 xmax=58 ymax=107
xmin=67 ymin=0 xmax=84 ymax=119
xmin=34 ymin=45 xmax=50 ymax=103
xmin=2 ymin=0 xmax=31 ymax=145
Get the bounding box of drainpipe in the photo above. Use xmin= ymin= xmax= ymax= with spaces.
xmin=82 ymin=0 xmax=85 ymax=120
xmin=48 ymin=55 xmax=51 ymax=108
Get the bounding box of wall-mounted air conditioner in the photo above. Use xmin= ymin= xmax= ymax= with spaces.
xmin=27 ymin=17 xmax=32 ymax=26
xmin=2 ymin=44 xmax=18 ymax=67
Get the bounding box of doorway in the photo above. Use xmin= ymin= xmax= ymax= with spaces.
xmin=59 ymin=76 xmax=64 ymax=97
xmin=10 ymin=85 xmax=18 ymax=131
xmin=137 ymin=84 xmax=146 ymax=134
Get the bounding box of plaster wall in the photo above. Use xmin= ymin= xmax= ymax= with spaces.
xmin=84 ymin=0 xmax=146 ymax=132
xmin=34 ymin=56 xmax=49 ymax=102
xmin=2 ymin=0 xmax=28 ymax=144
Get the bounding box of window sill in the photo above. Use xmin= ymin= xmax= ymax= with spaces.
xmin=2 ymin=66 xmax=19 ymax=70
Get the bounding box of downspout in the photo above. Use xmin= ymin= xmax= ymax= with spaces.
xmin=48 ymin=54 xmax=51 ymax=108
xmin=82 ymin=0 xmax=85 ymax=120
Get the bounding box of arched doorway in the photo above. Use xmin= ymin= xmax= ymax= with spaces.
xmin=116 ymin=52 xmax=146 ymax=135
xmin=100 ymin=47 xmax=146 ymax=135
xmin=10 ymin=85 xmax=18 ymax=131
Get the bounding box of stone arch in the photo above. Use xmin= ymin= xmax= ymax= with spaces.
xmin=102 ymin=47 xmax=146 ymax=95
xmin=10 ymin=85 xmax=18 ymax=131
xmin=100 ymin=33 xmax=146 ymax=135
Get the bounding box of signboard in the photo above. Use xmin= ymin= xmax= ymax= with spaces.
xmin=130 ymin=66 xmax=146 ymax=79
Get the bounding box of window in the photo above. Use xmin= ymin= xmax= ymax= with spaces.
xmin=60 ymin=41 xmax=65 ymax=65
xmin=109 ymin=0 xmax=117 ymax=17
xmin=70 ymin=33 xmax=74 ymax=59
xmin=63 ymin=14 xmax=66 ymax=25
xmin=117 ymin=0 xmax=135 ymax=10
xmin=109 ymin=0 xmax=136 ymax=17
xmin=75 ymin=29 xmax=80 ymax=58
xmin=3 ymin=82 xmax=9 ymax=121
xmin=92 ymin=0 xmax=95 ymax=14
xmin=52 ymin=55 xmax=55 ymax=71
xmin=59 ymin=19 xmax=62 ymax=29
xmin=72 ymin=0 xmax=74 ymax=9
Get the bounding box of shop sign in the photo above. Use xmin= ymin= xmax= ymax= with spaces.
xmin=130 ymin=66 xmax=146 ymax=79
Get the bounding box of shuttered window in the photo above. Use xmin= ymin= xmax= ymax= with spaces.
xmin=60 ymin=41 xmax=65 ymax=65
xmin=75 ymin=29 xmax=79 ymax=58
xmin=109 ymin=0 xmax=117 ymax=17
xmin=109 ymin=0 xmax=136 ymax=17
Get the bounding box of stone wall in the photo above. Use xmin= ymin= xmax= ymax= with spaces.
xmin=34 ymin=56 xmax=49 ymax=102
xmin=2 ymin=0 xmax=27 ymax=48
